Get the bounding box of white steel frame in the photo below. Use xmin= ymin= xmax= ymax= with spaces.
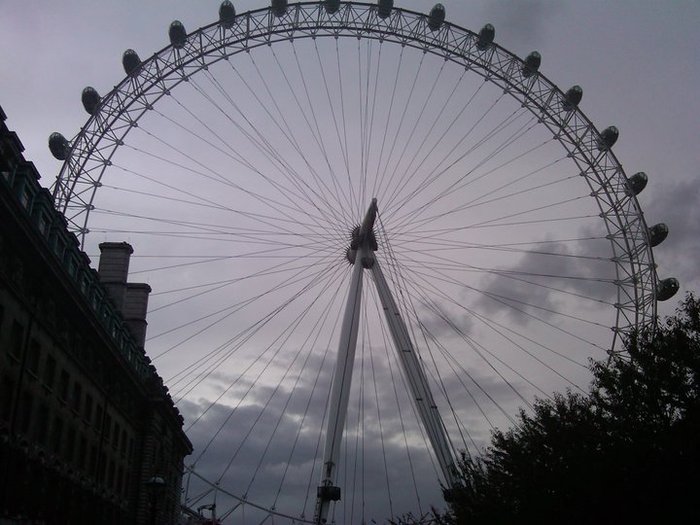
xmin=52 ymin=1 xmax=660 ymax=351
xmin=49 ymin=2 xmax=668 ymax=522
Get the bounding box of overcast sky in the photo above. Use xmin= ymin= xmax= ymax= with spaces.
xmin=2 ymin=1 xmax=698 ymax=523
xmin=2 ymin=0 xmax=697 ymax=295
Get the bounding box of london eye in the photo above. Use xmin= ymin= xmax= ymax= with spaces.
xmin=48 ymin=1 xmax=677 ymax=522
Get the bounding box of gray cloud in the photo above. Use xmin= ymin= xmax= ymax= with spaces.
xmin=172 ymin=339 xmax=534 ymax=523
xmin=646 ymin=176 xmax=700 ymax=296
xmin=474 ymin=235 xmax=617 ymax=325
xmin=177 ymin=353 xmax=443 ymax=522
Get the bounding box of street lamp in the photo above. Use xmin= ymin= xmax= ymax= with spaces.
xmin=145 ymin=475 xmax=166 ymax=525
xmin=197 ymin=503 xmax=217 ymax=524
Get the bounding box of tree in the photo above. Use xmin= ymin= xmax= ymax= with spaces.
xmin=437 ymin=294 xmax=700 ymax=524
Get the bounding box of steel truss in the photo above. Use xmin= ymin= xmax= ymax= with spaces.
xmin=52 ymin=1 xmax=658 ymax=348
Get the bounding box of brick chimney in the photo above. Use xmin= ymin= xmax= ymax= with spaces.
xmin=124 ymin=283 xmax=151 ymax=348
xmin=98 ymin=242 xmax=151 ymax=348
xmin=98 ymin=242 xmax=132 ymax=310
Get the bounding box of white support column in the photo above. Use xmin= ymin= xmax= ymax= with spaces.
xmin=315 ymin=200 xmax=377 ymax=524
xmin=314 ymin=250 xmax=364 ymax=524
xmin=314 ymin=198 xmax=456 ymax=523
xmin=370 ymin=257 xmax=458 ymax=488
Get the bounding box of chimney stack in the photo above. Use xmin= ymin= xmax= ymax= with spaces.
xmin=98 ymin=242 xmax=132 ymax=311
xmin=98 ymin=242 xmax=151 ymax=348
xmin=124 ymin=283 xmax=151 ymax=348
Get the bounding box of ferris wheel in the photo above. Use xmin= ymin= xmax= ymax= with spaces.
xmin=49 ymin=1 xmax=678 ymax=523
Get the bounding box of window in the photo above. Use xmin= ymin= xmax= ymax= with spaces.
xmin=117 ymin=466 xmax=124 ymax=496
xmin=20 ymin=186 xmax=32 ymax=208
xmin=50 ymin=416 xmax=63 ymax=453
xmin=43 ymin=354 xmax=56 ymax=389
xmin=0 ymin=376 xmax=15 ymax=422
xmin=91 ymin=291 xmax=98 ymax=311
xmin=38 ymin=213 xmax=49 ymax=235
xmin=71 ymin=381 xmax=82 ymax=413
xmin=36 ymin=404 xmax=49 ymax=445
xmin=53 ymin=237 xmax=65 ymax=260
xmin=58 ymin=370 xmax=70 ymax=401
xmin=72 ymin=335 xmax=83 ymax=360
xmin=83 ymin=393 xmax=93 ymax=424
xmin=27 ymin=339 xmax=41 ymax=376
xmin=18 ymin=391 xmax=33 ymax=435
xmin=67 ymin=256 xmax=78 ymax=278
xmin=65 ymin=426 xmax=76 ymax=463
xmin=98 ymin=453 xmax=106 ymax=483
xmin=103 ymin=413 xmax=112 ymax=444
xmin=89 ymin=445 xmax=97 ymax=475
xmin=108 ymin=459 xmax=115 ymax=489
xmin=78 ymin=435 xmax=87 ymax=470
xmin=9 ymin=320 xmax=24 ymax=359
xmin=94 ymin=404 xmax=103 ymax=430
xmin=112 ymin=422 xmax=120 ymax=450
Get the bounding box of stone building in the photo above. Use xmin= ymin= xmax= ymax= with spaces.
xmin=0 ymin=105 xmax=192 ymax=523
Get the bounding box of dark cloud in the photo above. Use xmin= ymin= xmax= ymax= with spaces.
xmin=474 ymin=236 xmax=617 ymax=325
xmin=646 ymin=176 xmax=700 ymax=295
xmin=173 ymin=341 xmax=532 ymax=523
xmin=415 ymin=301 xmax=474 ymax=340
xmin=474 ymin=0 xmax=562 ymax=52
xmin=177 ymin=355 xmax=442 ymax=522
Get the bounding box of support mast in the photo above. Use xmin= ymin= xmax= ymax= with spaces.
xmin=370 ymin=258 xmax=458 ymax=487
xmin=314 ymin=199 xmax=457 ymax=524
xmin=314 ymin=200 xmax=377 ymax=524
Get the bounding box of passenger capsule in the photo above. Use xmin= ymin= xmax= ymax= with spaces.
xmin=428 ymin=4 xmax=446 ymax=31
xmin=377 ymin=0 xmax=393 ymax=19
xmin=350 ymin=225 xmax=361 ymax=250
xmin=597 ymin=126 xmax=619 ymax=151
xmin=346 ymin=247 xmax=357 ymax=264
xmin=122 ymin=49 xmax=141 ymax=76
xmin=271 ymin=0 xmax=288 ymax=17
xmin=219 ymin=1 xmax=236 ymax=28
xmin=324 ymin=0 xmax=341 ymax=14
xmin=81 ymin=87 xmax=101 ymax=115
xmin=522 ymin=51 xmax=541 ymax=77
xmin=49 ymin=132 xmax=69 ymax=161
xmin=656 ymin=277 xmax=679 ymax=301
xmin=169 ymin=21 xmax=187 ymax=49
xmin=477 ymin=24 xmax=495 ymax=50
xmin=625 ymin=171 xmax=648 ymax=196
xmin=648 ymin=223 xmax=669 ymax=247
xmin=563 ymin=85 xmax=582 ymax=110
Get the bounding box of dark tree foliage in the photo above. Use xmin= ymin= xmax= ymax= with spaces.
xmin=437 ymin=294 xmax=700 ymax=524
xmin=387 ymin=512 xmax=439 ymax=524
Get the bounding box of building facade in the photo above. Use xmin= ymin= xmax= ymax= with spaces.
xmin=0 ymin=106 xmax=192 ymax=524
